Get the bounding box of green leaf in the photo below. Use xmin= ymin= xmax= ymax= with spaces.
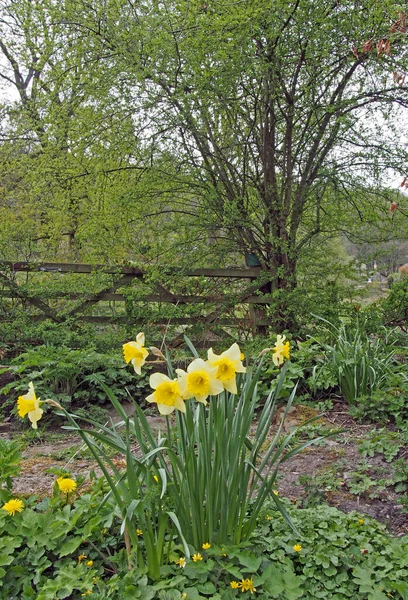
xmin=57 ymin=536 xmax=83 ymax=557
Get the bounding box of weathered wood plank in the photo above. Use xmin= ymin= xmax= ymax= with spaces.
xmin=0 ymin=315 xmax=270 ymax=326
xmin=0 ymin=261 xmax=264 ymax=279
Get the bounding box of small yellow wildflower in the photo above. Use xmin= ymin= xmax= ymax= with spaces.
xmin=202 ymin=542 xmax=211 ymax=550
xmin=181 ymin=594 xmax=187 ymax=599
xmin=358 ymin=518 xmax=364 ymax=525
xmin=293 ymin=544 xmax=302 ymax=552
xmin=136 ymin=529 xmax=143 ymax=536
xmin=153 ymin=475 xmax=159 ymax=482
xmin=230 ymin=581 xmax=241 ymax=589
xmin=78 ymin=554 xmax=87 ymax=563
xmin=265 ymin=514 xmax=272 ymax=521
xmin=176 ymin=557 xmax=186 ymax=568
xmin=241 ymin=578 xmax=256 ymax=593
xmin=86 ymin=560 xmax=94 ymax=567
xmin=81 ymin=592 xmax=92 ymax=597
xmin=192 ymin=553 xmax=203 ymax=562
xmin=57 ymin=477 xmax=77 ymax=493
xmin=273 ymin=489 xmax=279 ymax=495
xmin=2 ymin=498 xmax=24 ymax=516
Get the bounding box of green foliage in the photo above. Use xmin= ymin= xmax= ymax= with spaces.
xmin=382 ymin=277 xmax=408 ymax=331
xmin=0 ymin=439 xmax=22 ymax=494
xmin=311 ymin=319 xmax=397 ymax=404
xmin=358 ymin=428 xmax=408 ymax=463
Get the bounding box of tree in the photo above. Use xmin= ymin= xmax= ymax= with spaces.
xmin=1 ymin=0 xmax=408 ymax=328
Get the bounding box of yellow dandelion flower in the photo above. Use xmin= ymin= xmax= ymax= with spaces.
xmin=2 ymin=498 xmax=24 ymax=516
xmin=57 ymin=477 xmax=77 ymax=493
xmin=293 ymin=544 xmax=302 ymax=552
xmin=202 ymin=542 xmax=211 ymax=550
xmin=192 ymin=553 xmax=203 ymax=562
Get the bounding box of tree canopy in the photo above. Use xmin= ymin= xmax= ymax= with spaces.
xmin=0 ymin=0 xmax=407 ymax=286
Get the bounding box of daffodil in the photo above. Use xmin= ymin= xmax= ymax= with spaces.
xmin=176 ymin=358 xmax=223 ymax=404
xmin=123 ymin=332 xmax=149 ymax=375
xmin=17 ymin=382 xmax=44 ymax=429
xmin=272 ymin=334 xmax=290 ymax=366
xmin=146 ymin=373 xmax=185 ymax=415
xmin=57 ymin=477 xmax=77 ymax=493
xmin=207 ymin=343 xmax=246 ymax=394
xmin=2 ymin=498 xmax=24 ymax=516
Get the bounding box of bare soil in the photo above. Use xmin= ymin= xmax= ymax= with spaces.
xmin=1 ymin=402 xmax=407 ymax=537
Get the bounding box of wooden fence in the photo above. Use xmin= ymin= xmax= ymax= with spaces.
xmin=0 ymin=261 xmax=273 ymax=340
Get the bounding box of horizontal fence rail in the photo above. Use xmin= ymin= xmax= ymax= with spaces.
xmin=0 ymin=261 xmax=273 ymax=338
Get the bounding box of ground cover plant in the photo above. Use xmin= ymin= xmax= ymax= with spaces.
xmin=1 ymin=331 xmax=408 ymax=598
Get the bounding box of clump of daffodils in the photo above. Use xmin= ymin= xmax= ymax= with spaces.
xmin=16 ymin=333 xmax=290 ymax=425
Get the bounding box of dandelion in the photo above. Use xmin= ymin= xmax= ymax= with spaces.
xmin=146 ymin=373 xmax=185 ymax=415
xmin=207 ymin=343 xmax=246 ymax=394
xmin=57 ymin=477 xmax=77 ymax=493
xmin=17 ymin=382 xmax=44 ymax=429
xmin=240 ymin=578 xmax=256 ymax=593
xmin=176 ymin=557 xmax=186 ymax=568
xmin=123 ymin=332 xmax=149 ymax=375
xmin=293 ymin=544 xmax=302 ymax=552
xmin=2 ymin=498 xmax=24 ymax=516
xmin=192 ymin=553 xmax=203 ymax=562
xmin=272 ymin=335 xmax=290 ymax=366
xmin=202 ymin=542 xmax=211 ymax=550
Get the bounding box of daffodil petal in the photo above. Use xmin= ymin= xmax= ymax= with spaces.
xmin=149 ymin=372 xmax=171 ymax=389
xmin=157 ymin=403 xmax=175 ymax=415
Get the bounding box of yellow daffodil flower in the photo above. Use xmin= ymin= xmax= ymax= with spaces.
xmin=207 ymin=343 xmax=246 ymax=394
xmin=176 ymin=358 xmax=223 ymax=404
xmin=17 ymin=382 xmax=44 ymax=429
xmin=272 ymin=334 xmax=290 ymax=366
xmin=192 ymin=553 xmax=203 ymax=562
xmin=123 ymin=332 xmax=149 ymax=375
xmin=57 ymin=477 xmax=77 ymax=493
xmin=146 ymin=373 xmax=185 ymax=415
xmin=2 ymin=498 xmax=24 ymax=516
